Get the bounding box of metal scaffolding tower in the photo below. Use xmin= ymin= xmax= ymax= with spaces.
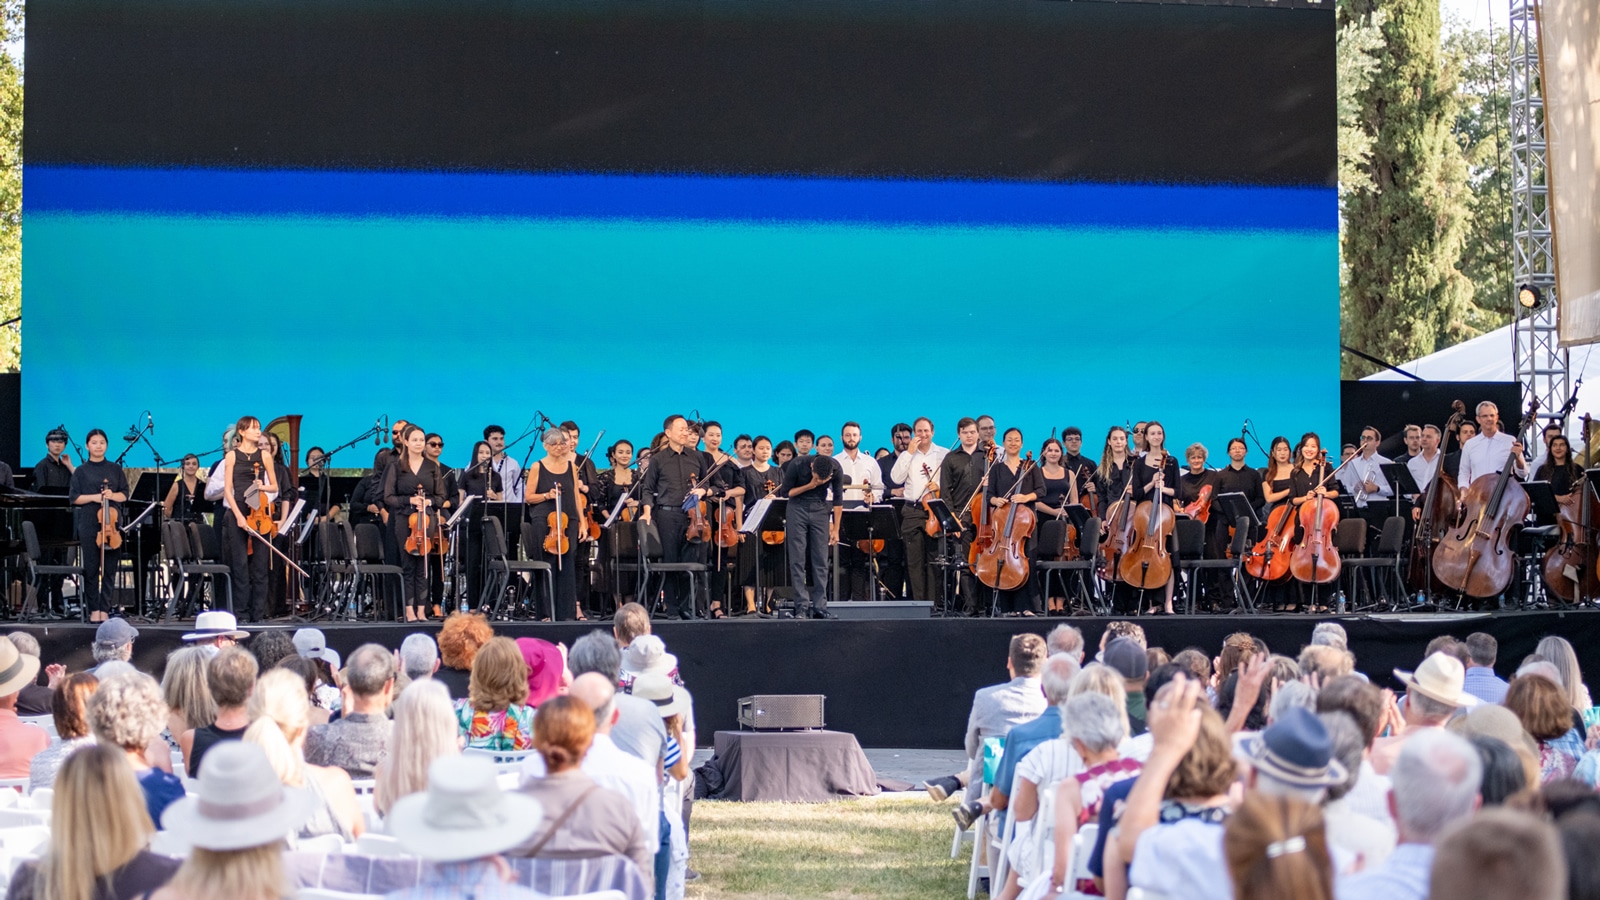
xmin=1508 ymin=0 xmax=1568 ymax=427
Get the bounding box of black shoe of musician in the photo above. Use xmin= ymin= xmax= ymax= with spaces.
xmin=810 ymin=610 xmax=837 ymax=620
xmin=952 ymin=800 xmax=983 ymax=830
xmin=678 ymin=611 xmax=696 ymax=620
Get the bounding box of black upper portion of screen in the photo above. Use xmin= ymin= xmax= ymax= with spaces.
xmin=27 ymin=0 xmax=1335 ymax=187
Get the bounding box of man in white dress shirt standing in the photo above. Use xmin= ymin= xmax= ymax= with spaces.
xmin=889 ymin=417 xmax=948 ymax=604
xmin=1456 ymin=401 xmax=1528 ymax=491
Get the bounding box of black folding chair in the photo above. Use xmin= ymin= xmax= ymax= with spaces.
xmin=21 ymin=520 xmax=82 ymax=620
xmin=163 ymin=519 xmax=232 ymax=619
xmin=479 ymin=517 xmax=552 ymax=620
xmin=1036 ymin=517 xmax=1106 ymax=615
xmin=1175 ymin=517 xmax=1253 ymax=614
xmin=350 ymin=522 xmax=405 ymax=620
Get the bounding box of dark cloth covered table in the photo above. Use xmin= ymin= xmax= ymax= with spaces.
xmin=707 ymin=729 xmax=880 ymax=802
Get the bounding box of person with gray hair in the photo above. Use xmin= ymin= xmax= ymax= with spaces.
xmin=1268 ymin=680 xmax=1317 ymax=724
xmin=567 ymin=630 xmax=666 ymax=769
xmin=1372 ymin=653 xmax=1473 ymax=776
xmin=5 ymin=631 xmax=56 ymax=716
xmin=1311 ymin=621 xmax=1348 ymax=651
xmin=1336 ymin=728 xmax=1482 ymax=900
xmin=1318 ymin=711 xmax=1397 ymax=874
xmin=90 ymin=618 xmax=138 ymax=673
xmin=1046 ymin=624 xmax=1085 ymax=663
xmin=399 ymin=632 xmax=440 ymax=683
xmin=304 ymin=643 xmax=395 ymax=779
xmin=985 ymin=653 xmax=1083 ymax=819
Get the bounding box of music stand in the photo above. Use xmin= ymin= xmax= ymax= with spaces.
xmin=1381 ymin=463 xmax=1423 ymax=519
xmin=481 ymin=501 xmax=525 ymax=546
xmin=1523 ymin=481 xmax=1562 ymax=522
xmin=741 ymin=498 xmax=787 ymax=614
xmin=1215 ymin=492 xmax=1260 ymax=531
xmin=130 ymin=471 xmax=176 ymax=505
xmin=924 ymin=498 xmax=960 ymax=535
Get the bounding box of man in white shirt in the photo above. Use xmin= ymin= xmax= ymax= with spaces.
xmin=1406 ymin=424 xmax=1443 ymax=509
xmin=1337 ymin=426 xmax=1393 ymax=509
xmin=1456 ymin=401 xmax=1528 ymax=491
xmin=835 ymin=422 xmax=887 ymax=601
xmin=523 ymin=672 xmax=660 ymax=850
xmin=484 ymin=425 xmax=523 ymax=503
xmin=889 ymin=417 xmax=948 ymax=603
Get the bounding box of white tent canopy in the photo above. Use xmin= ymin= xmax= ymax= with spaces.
xmin=1363 ymin=322 xmax=1600 ymax=429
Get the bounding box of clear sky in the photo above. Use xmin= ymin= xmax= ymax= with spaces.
xmin=1442 ymin=0 xmax=1509 ymax=32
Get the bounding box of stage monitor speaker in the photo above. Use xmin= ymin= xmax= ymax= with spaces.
xmin=738 ymin=694 xmax=826 ymax=731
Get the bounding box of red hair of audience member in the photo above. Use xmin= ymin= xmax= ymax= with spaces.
xmin=533 ymin=695 xmax=594 ymax=773
xmin=437 ymin=613 xmax=494 ymax=671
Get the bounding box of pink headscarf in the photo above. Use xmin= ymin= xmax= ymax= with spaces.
xmin=515 ymin=637 xmax=566 ymax=708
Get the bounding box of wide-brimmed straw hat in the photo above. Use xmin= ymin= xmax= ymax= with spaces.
xmin=0 ymin=637 xmax=40 ymax=697
xmin=632 ymin=672 xmax=688 ymax=719
xmin=181 ymin=610 xmax=250 ymax=642
xmin=622 ymin=635 xmax=678 ymax=680
xmin=386 ymin=755 xmax=543 ymax=862
xmin=159 ymin=741 xmax=317 ymax=850
xmin=1394 ymin=653 xmax=1478 ymax=709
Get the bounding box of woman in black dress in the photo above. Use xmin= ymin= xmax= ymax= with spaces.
xmin=525 ymin=428 xmax=587 ymax=622
xmin=458 ymin=440 xmax=502 ymax=612
xmin=219 ymin=416 xmax=277 ymax=623
xmin=976 ymin=427 xmax=1044 ymax=616
xmin=1096 ymin=426 xmax=1133 ymax=517
xmin=1130 ymin=421 xmax=1181 ymax=614
xmin=1033 ymin=438 xmax=1074 ymax=614
xmin=162 ymin=454 xmax=212 ymax=523
xmin=382 ymin=424 xmax=445 ymax=623
xmin=739 ymin=436 xmax=786 ymax=615
xmin=69 ymin=430 xmax=130 ymax=623
xmin=594 ymin=439 xmax=639 ymax=612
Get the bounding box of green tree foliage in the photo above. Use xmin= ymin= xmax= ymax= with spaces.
xmin=1443 ymin=15 xmax=1513 ymax=338
xmin=1338 ymin=0 xmax=1475 ymax=378
xmin=0 ymin=0 xmax=19 ymax=372
xmin=1337 ymin=2 xmax=1388 ymax=199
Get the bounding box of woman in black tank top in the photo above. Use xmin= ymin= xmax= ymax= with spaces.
xmin=220 ymin=416 xmax=277 ymax=622
xmin=381 ymin=424 xmax=444 ymax=622
xmin=525 ymin=428 xmax=588 ymax=622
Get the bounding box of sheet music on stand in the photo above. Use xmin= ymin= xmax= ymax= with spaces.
xmin=602 ymin=494 xmax=630 ymax=529
xmin=280 ymin=499 xmax=308 ymax=535
xmin=446 ymin=494 xmax=477 ymax=529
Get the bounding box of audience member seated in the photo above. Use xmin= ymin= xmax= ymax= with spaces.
xmin=5 ymin=631 xmax=57 ymax=717
xmin=247 ymin=629 xmax=297 ymax=673
xmin=306 ymin=642 xmax=395 ymax=779
xmin=1558 ymin=812 xmax=1600 ymax=900
xmin=88 ymin=618 xmax=138 ymax=676
xmin=7 ymin=744 xmax=182 ymax=900
xmin=1218 ymin=656 xmax=1271 ymax=735
xmin=375 ymin=679 xmax=459 ymax=818
xmin=1112 ymin=678 xmax=1238 ymax=900
xmin=159 ymin=646 xmax=215 ymax=748
xmin=437 ymin=613 xmax=494 ymax=700
xmin=612 ymin=603 xmax=654 ymax=673
xmin=923 ymin=633 xmax=1048 ymax=803
xmin=1317 ymin=711 xmax=1396 ymax=874
xmin=398 ymin=632 xmax=441 ymax=692
xmin=1427 ymin=807 xmax=1564 ymax=900
xmin=1461 ymin=632 xmax=1508 ymax=704
xmin=1046 ymin=624 xmax=1086 ymax=663
xmin=1335 ymin=729 xmax=1481 ymax=900
xmin=1103 ymin=638 xmax=1149 ymax=737
xmin=1446 ymin=703 xmax=1540 ymax=791
xmin=1224 ymin=792 xmax=1334 ymax=900
xmin=1297 ymin=645 xmax=1355 ymax=683
xmin=456 ymin=636 xmax=535 ymax=751
xmin=28 ymin=672 xmax=98 ymax=791
xmin=1535 ymin=635 xmax=1593 ymax=715
xmin=178 ymin=610 xmax=251 ymax=655
xmin=515 ymin=637 xmax=567 ymax=709
xmin=984 ymin=654 xmax=1081 ymax=825
xmin=1310 ymin=622 xmax=1348 ymax=652
xmin=275 ymin=656 xmax=333 ymax=726
xmin=88 ymin=672 xmax=186 ymax=825
xmin=522 ymin=673 xmax=659 ymax=853
xmin=1315 ymin=675 xmax=1393 ymax=823
xmin=242 ymin=668 xmax=365 ymax=840
xmin=1465 ymin=734 xmax=1530 ymax=805
xmin=149 ymin=741 xmax=317 ymax=900
xmin=566 ymin=631 xmax=666 ymax=769
xmin=1371 ymin=653 xmax=1474 ymax=775
xmin=1506 ymin=673 xmax=1584 ymax=782
xmin=512 ymin=696 xmax=654 ymax=886
xmin=630 ymin=673 xmax=693 ymax=897
xmin=179 ymin=646 xmax=257 ymax=777
xmin=0 ymin=636 xmax=48 ymax=777
xmin=384 ymin=755 xmax=546 ymax=900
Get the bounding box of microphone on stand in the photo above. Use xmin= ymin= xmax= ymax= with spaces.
xmin=148 ymin=412 xmax=156 ymax=435
xmin=123 ymin=428 xmax=139 ymax=443
xmin=375 ymin=419 xmax=385 ymax=446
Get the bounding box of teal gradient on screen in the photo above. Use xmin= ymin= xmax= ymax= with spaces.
xmin=22 ymin=179 xmax=1337 ymax=467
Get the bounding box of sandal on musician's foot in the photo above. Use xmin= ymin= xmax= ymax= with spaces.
xmin=405 ymin=610 xmax=417 ymax=623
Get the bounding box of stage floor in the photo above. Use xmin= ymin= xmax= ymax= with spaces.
xmin=25 ymin=610 xmax=1600 ymax=748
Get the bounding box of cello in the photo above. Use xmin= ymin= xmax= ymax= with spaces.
xmin=1542 ymin=415 xmax=1600 ymax=603
xmin=968 ymin=446 xmax=999 ymax=567
xmin=1118 ymin=456 xmax=1175 ymax=589
xmin=974 ymin=453 xmax=1037 ymax=592
xmin=1405 ymin=400 xmax=1466 ymax=593
xmin=1433 ymin=399 xmax=1540 ymax=598
xmin=1289 ymin=453 xmax=1341 ymax=584
xmin=1243 ymin=503 xmax=1297 ymax=582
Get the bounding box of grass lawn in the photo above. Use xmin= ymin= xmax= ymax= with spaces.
xmin=686 ymin=794 xmax=969 ymax=899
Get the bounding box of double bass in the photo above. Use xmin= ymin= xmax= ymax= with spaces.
xmin=1117 ymin=457 xmax=1174 ymax=589
xmin=1406 ymin=400 xmax=1466 ymax=592
xmin=1543 ymin=414 xmax=1600 ymax=603
xmin=974 ymin=453 xmax=1037 ymax=591
xmin=1289 ymin=453 xmax=1341 ymax=584
xmin=1433 ymin=399 xmax=1540 ymax=598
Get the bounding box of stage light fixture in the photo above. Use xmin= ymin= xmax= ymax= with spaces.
xmin=1518 ymin=284 xmax=1548 ymax=312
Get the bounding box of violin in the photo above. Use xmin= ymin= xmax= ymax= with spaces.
xmin=1118 ymin=455 xmax=1175 ymax=589
xmin=405 ymin=484 xmax=435 ymax=555
xmin=1433 ymin=399 xmax=1539 ymax=598
xmin=1289 ymin=453 xmax=1341 ymax=584
xmin=920 ymin=463 xmax=949 ymax=538
xmin=544 ymin=482 xmax=571 ymax=563
xmin=856 ymin=480 xmax=885 ymax=555
xmin=244 ymin=461 xmax=278 ymax=554
xmin=974 ymin=452 xmax=1036 ymax=591
xmin=683 ymin=459 xmax=730 ymax=544
xmin=716 ymin=493 xmax=743 ymax=549
xmin=94 ymin=478 xmax=122 ymax=581
xmin=1406 ymin=399 xmax=1465 ymax=593
xmin=1181 ymin=484 xmax=1214 ymax=523
xmin=759 ymin=478 xmax=785 ymax=546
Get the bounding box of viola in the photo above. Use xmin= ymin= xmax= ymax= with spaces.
xmin=1118 ymin=457 xmax=1175 ymax=589
xmin=1433 ymin=399 xmax=1540 ymax=598
xmin=405 ymin=484 xmax=435 ymax=555
xmin=1181 ymin=484 xmax=1214 ymax=523
xmin=95 ymin=478 xmax=121 ymax=563
xmin=920 ymin=463 xmax=949 ymax=538
xmin=1289 ymin=455 xmax=1341 ymax=584
xmin=1406 ymin=399 xmax=1466 ymax=593
xmin=543 ymin=480 xmax=572 ymax=561
xmin=758 ymin=478 xmax=785 ymax=545
xmin=974 ymin=453 xmax=1036 ymax=591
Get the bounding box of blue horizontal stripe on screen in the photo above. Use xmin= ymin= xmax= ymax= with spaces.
xmin=24 ymin=165 xmax=1334 ymax=232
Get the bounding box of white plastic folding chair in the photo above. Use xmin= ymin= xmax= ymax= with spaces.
xmin=293 ymin=833 xmax=346 ymax=856
xmin=295 ymin=890 xmax=382 ymax=900
xmin=0 ymin=810 xmax=48 ymax=828
xmin=462 ymin=747 xmax=536 ymax=766
xmin=561 ymin=892 xmax=627 ymax=900
xmin=0 ymin=779 xmax=27 ymax=796
xmin=1065 ymin=823 xmax=1100 ymax=900
xmin=0 ymin=825 xmax=49 ymax=857
xmin=965 ymin=779 xmax=994 ymax=900
xmin=348 ymin=778 xmax=376 ymax=795
xmin=17 ymin=717 xmax=55 ymax=738
xmin=23 ymin=789 xmax=51 ymax=812
xmin=353 ymin=833 xmax=407 ymax=857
